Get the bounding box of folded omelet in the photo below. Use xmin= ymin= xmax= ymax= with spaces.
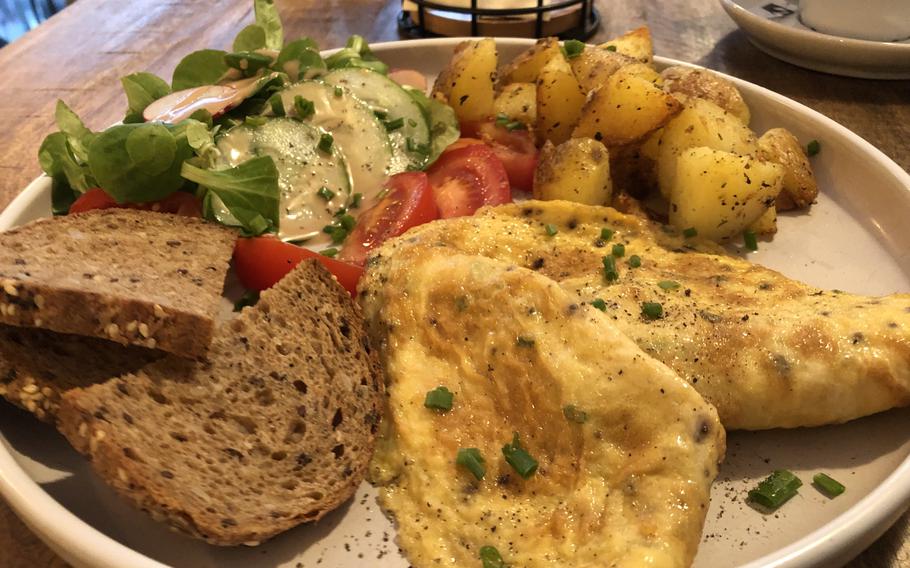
xmin=366 ymin=200 xmax=910 ymax=430
xmin=361 ymin=252 xmax=724 ymax=568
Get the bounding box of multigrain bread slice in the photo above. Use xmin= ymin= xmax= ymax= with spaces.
xmin=57 ymin=259 xmax=384 ymax=546
xmin=0 ymin=209 xmax=236 ymax=359
xmin=0 ymin=324 xmax=160 ymax=423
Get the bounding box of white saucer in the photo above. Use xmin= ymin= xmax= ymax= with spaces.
xmin=720 ymin=0 xmax=910 ymax=79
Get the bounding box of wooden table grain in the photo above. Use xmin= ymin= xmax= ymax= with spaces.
xmin=0 ymin=0 xmax=908 ymax=566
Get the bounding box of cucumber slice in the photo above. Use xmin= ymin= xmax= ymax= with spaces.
xmin=273 ymin=81 xmax=392 ymax=203
xmin=323 ymin=68 xmax=431 ymax=172
xmin=216 ymin=117 xmax=351 ymax=244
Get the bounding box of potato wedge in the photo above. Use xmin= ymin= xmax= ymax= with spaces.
xmin=533 ymin=138 xmax=612 ymax=205
xmin=494 ymin=82 xmax=537 ymax=127
xmin=499 ymin=37 xmax=562 ymax=85
xmin=611 ymin=62 xmax=662 ymax=86
xmin=572 ymin=74 xmax=682 ymax=147
xmin=657 ymin=98 xmax=759 ymax=197
xmin=536 ymin=54 xmax=586 ymax=144
xmin=431 ymin=38 xmax=497 ymax=123
xmin=600 ymin=26 xmax=653 ymax=65
xmin=669 ymin=147 xmax=783 ymax=241
xmin=748 ymin=204 xmax=778 ymax=235
xmin=661 ymin=66 xmax=750 ymax=124
xmin=569 ymin=47 xmax=634 ymax=92
xmin=757 ymin=127 xmax=818 ymax=210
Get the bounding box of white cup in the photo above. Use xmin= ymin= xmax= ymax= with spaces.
xmin=799 ymin=0 xmax=910 ymax=42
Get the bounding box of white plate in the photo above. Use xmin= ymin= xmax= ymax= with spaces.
xmin=1 ymin=38 xmax=910 ymax=568
xmin=720 ymin=0 xmax=910 ymax=79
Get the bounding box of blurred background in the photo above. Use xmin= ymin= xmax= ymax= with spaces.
xmin=0 ymin=0 xmax=67 ymax=47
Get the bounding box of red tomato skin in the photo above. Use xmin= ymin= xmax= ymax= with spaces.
xmin=69 ymin=189 xmax=202 ymax=217
xmin=426 ymin=143 xmax=512 ymax=219
xmin=339 ymin=172 xmax=437 ymax=266
xmin=474 ymin=122 xmax=538 ymax=192
xmin=388 ymin=68 xmax=428 ymax=91
xmin=233 ymin=237 xmax=363 ymax=296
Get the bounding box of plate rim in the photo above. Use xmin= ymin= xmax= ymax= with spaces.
xmin=1 ymin=37 xmax=910 ymax=568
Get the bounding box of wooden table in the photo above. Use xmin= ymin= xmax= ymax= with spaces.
xmin=0 ymin=0 xmax=907 ymax=566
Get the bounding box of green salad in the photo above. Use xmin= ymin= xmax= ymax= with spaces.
xmin=37 ymin=0 xmax=459 ymax=240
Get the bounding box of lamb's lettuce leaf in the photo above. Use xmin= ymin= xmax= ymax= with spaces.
xmin=325 ymin=35 xmax=388 ymax=75
xmin=121 ymin=72 xmax=171 ymax=123
xmin=233 ymin=24 xmax=267 ymax=52
xmin=182 ymin=156 xmax=279 ymax=235
xmin=254 ymin=0 xmax=284 ymax=50
xmin=172 ymin=49 xmax=230 ymax=90
xmin=274 ymin=39 xmax=324 ymax=81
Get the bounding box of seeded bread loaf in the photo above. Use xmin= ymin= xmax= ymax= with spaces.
xmin=0 ymin=325 xmax=160 ymax=423
xmin=57 ymin=260 xmax=384 ymax=546
xmin=0 ymin=209 xmax=236 ymax=359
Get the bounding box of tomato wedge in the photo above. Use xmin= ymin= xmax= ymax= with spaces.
xmin=69 ymin=188 xmax=202 ymax=217
xmin=426 ymin=143 xmax=511 ymax=219
xmin=474 ymin=121 xmax=538 ymax=193
xmin=338 ymin=172 xmax=437 ymax=265
xmin=233 ymin=236 xmax=363 ymax=296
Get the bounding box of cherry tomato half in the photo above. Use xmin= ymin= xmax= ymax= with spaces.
xmin=338 ymin=172 xmax=438 ymax=266
xmin=460 ymin=121 xmax=538 ymax=192
xmin=69 ymin=188 xmax=202 ymax=217
xmin=426 ymin=143 xmax=512 ymax=219
xmin=233 ymin=236 xmax=363 ymax=296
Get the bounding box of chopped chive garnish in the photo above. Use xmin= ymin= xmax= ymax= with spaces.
xmin=600 ymin=227 xmax=614 ymax=241
xmin=424 ymin=386 xmax=454 ymax=411
xmin=244 ymin=115 xmax=268 ymax=127
xmin=545 ymin=223 xmax=558 ymax=236
xmin=320 ymin=247 xmax=339 ymax=258
xmin=748 ymin=470 xmax=803 ymax=510
xmin=813 ymin=473 xmax=845 ymax=497
xmin=339 ymin=213 xmax=356 ymax=231
xmin=456 ymin=448 xmax=486 ymax=480
xmin=502 ymin=432 xmax=538 ymax=478
xmin=563 ymin=404 xmax=588 ymax=423
xmin=317 ymin=186 xmax=335 ymax=201
xmin=268 ymin=93 xmax=285 ymax=116
xmin=602 ymin=255 xmax=619 ymax=282
xmin=334 ymin=206 xmax=347 ymax=217
xmin=628 ymin=255 xmax=642 ymax=268
xmin=294 ymin=96 xmax=315 ymax=119
xmin=641 ymin=301 xmax=663 ymax=320
xmin=322 ymin=224 xmax=348 ymax=244
xmin=807 ymin=139 xmax=820 ymax=157
xmin=591 ymin=298 xmax=607 ymax=311
xmin=334 ymin=85 xmax=343 ymax=97
xmin=407 ymin=118 xmax=418 ymax=127
xmin=611 ymin=243 xmax=625 ymax=257
xmin=406 ymin=137 xmax=417 ymax=152
xmin=373 ymin=109 xmax=388 ymax=120
xmin=479 ymin=545 xmax=505 ymax=568
xmin=605 ymin=44 xmax=617 ymax=52
xmin=495 ymin=112 xmax=510 ymax=126
xmin=683 ymin=227 xmax=698 ymax=238
xmin=505 ymin=120 xmax=526 ymax=131
xmin=318 ymin=132 xmax=334 ymax=153
xmin=351 ymin=192 xmax=363 ymax=208
xmin=743 ymin=229 xmax=758 ymax=251
xmin=658 ymin=280 xmax=680 ymax=290
xmin=563 ymin=39 xmax=585 ymax=59
xmin=516 ymin=336 xmax=535 ymax=348
xmin=384 ymin=117 xmax=405 ymax=131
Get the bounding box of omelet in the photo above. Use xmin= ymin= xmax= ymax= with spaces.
xmin=361 ymin=252 xmax=724 ymax=568
xmin=365 ymin=200 xmax=910 ymax=430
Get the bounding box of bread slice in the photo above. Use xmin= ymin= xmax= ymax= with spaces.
xmin=57 ymin=259 xmax=384 ymax=546
xmin=0 ymin=209 xmax=236 ymax=359
xmin=0 ymin=324 xmax=160 ymax=423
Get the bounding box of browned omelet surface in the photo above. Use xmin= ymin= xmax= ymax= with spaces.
xmin=366 ymin=200 xmax=910 ymax=430
xmin=361 ymin=252 xmax=724 ymax=568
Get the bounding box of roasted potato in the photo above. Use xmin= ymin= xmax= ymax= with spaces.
xmin=536 ymin=54 xmax=586 ymax=144
xmin=569 ymin=47 xmax=634 ymax=92
xmin=431 ymin=38 xmax=497 ymax=123
xmin=749 ymin=204 xmax=778 ymax=235
xmin=600 ymin=26 xmax=653 ymax=66
xmin=572 ymin=74 xmax=682 ymax=147
xmin=533 ymin=138 xmax=612 ymax=205
xmin=611 ymin=62 xmax=662 ymax=86
xmin=661 ymin=66 xmax=751 ymax=124
xmin=669 ymin=147 xmax=783 ymax=241
xmin=493 ymin=82 xmax=537 ymax=127
xmin=757 ymin=128 xmax=819 ymax=210
xmin=499 ymin=37 xmax=562 ymax=84
xmin=657 ymin=97 xmax=759 ymax=197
